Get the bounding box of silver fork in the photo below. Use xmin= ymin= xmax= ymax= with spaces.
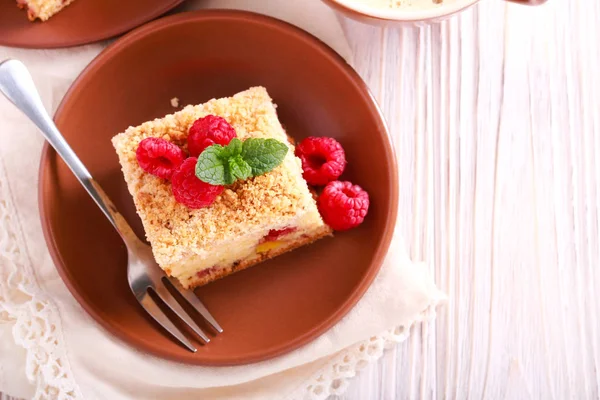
xmin=0 ymin=59 xmax=222 ymax=352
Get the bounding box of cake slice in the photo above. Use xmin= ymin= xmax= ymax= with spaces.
xmin=112 ymin=87 xmax=332 ymax=288
xmin=16 ymin=0 xmax=77 ymax=21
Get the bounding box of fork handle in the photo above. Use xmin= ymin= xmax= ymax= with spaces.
xmin=0 ymin=59 xmax=139 ymax=246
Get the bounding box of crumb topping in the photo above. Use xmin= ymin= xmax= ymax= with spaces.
xmin=112 ymin=87 xmax=322 ymax=266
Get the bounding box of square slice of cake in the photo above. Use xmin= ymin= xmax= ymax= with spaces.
xmin=16 ymin=0 xmax=77 ymax=21
xmin=112 ymin=87 xmax=332 ymax=288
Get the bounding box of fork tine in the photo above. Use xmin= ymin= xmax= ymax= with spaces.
xmin=137 ymin=291 xmax=197 ymax=352
xmin=153 ymin=283 xmax=211 ymax=343
xmin=167 ymin=277 xmax=224 ymax=333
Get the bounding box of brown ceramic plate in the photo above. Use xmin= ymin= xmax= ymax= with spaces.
xmin=0 ymin=0 xmax=183 ymax=48
xmin=39 ymin=10 xmax=398 ymax=365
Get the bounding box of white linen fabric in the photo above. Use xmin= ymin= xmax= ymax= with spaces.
xmin=0 ymin=1 xmax=445 ymax=399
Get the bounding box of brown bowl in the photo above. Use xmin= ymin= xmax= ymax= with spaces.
xmin=322 ymin=0 xmax=547 ymax=25
xmin=0 ymin=0 xmax=183 ymax=48
xmin=40 ymin=10 xmax=398 ymax=365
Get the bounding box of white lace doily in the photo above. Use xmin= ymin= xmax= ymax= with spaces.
xmin=0 ymin=156 xmax=83 ymax=399
xmin=286 ymin=309 xmax=437 ymax=400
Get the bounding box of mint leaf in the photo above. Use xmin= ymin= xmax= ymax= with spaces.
xmin=221 ymin=138 xmax=243 ymax=159
xmin=242 ymin=138 xmax=289 ymax=176
xmin=228 ymin=155 xmax=252 ymax=183
xmin=195 ymin=138 xmax=288 ymax=186
xmin=195 ymin=144 xmax=227 ymax=185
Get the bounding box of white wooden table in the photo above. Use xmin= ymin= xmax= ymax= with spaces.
xmin=337 ymin=0 xmax=600 ymax=398
xmin=2 ymin=0 xmax=599 ymax=399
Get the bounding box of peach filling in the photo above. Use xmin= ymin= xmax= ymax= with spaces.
xmin=256 ymin=227 xmax=297 ymax=254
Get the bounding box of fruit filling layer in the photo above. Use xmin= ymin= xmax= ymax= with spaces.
xmin=169 ymin=212 xmax=323 ymax=285
xmin=190 ymin=224 xmax=321 ymax=284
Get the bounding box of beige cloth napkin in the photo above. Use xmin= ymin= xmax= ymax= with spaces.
xmin=0 ymin=1 xmax=445 ymax=399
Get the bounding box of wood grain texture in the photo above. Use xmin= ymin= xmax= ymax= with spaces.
xmin=338 ymin=0 xmax=600 ymax=398
xmin=1 ymin=1 xmax=598 ymax=399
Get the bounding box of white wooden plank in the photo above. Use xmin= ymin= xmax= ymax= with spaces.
xmin=339 ymin=0 xmax=600 ymax=399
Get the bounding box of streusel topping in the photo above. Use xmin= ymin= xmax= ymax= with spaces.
xmin=112 ymin=87 xmax=317 ymax=266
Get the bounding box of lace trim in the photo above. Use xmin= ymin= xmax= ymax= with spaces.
xmin=0 ymin=156 xmax=83 ymax=400
xmin=286 ymin=307 xmax=439 ymax=400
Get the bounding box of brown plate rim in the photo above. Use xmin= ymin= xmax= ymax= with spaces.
xmin=0 ymin=0 xmax=184 ymax=49
xmin=38 ymin=10 xmax=399 ymax=365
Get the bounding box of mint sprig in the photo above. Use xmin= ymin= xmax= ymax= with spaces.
xmin=228 ymin=155 xmax=252 ymax=182
xmin=195 ymin=137 xmax=288 ymax=185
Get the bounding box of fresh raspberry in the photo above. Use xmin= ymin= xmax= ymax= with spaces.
xmin=318 ymin=181 xmax=369 ymax=231
xmin=295 ymin=137 xmax=346 ymax=186
xmin=187 ymin=115 xmax=237 ymax=157
xmin=136 ymin=137 xmax=185 ymax=180
xmin=171 ymin=158 xmax=224 ymax=209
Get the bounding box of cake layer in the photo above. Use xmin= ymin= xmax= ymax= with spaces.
xmin=186 ymin=224 xmax=332 ymax=288
xmin=112 ymin=87 xmax=332 ymax=287
xmin=170 ymin=211 xmax=325 ymax=287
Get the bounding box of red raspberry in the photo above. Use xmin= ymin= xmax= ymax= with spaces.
xmin=295 ymin=137 xmax=346 ymax=186
xmin=171 ymin=158 xmax=224 ymax=209
xmin=187 ymin=115 xmax=237 ymax=157
xmin=262 ymin=227 xmax=297 ymax=242
xmin=136 ymin=137 xmax=185 ymax=180
xmin=318 ymin=181 xmax=369 ymax=231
